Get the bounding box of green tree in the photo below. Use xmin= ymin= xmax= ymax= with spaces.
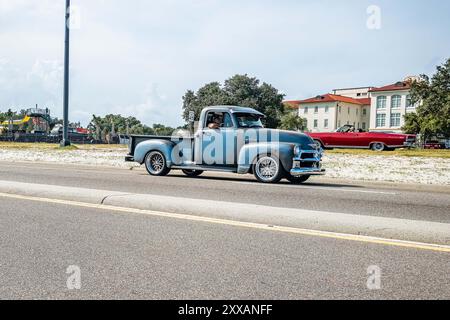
xmin=279 ymin=111 xmax=306 ymax=131
xmin=182 ymin=74 xmax=285 ymax=128
xmin=0 ymin=111 xmax=6 ymax=124
xmin=403 ymin=58 xmax=450 ymax=139
xmin=152 ymin=123 xmax=176 ymax=136
xmin=87 ymin=114 xmax=177 ymax=141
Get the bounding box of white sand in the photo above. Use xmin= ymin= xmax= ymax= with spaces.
xmin=1 ymin=148 xmax=449 ymax=185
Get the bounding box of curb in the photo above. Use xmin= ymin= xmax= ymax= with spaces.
xmin=1 ymin=180 xmax=449 ymax=246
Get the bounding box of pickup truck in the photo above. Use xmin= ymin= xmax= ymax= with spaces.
xmin=126 ymin=106 xmax=324 ymax=183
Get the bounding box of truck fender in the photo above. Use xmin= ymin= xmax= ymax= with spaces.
xmin=237 ymin=142 xmax=294 ymax=174
xmin=134 ymin=139 xmax=175 ymax=166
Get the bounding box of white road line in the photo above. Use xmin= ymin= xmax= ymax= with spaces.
xmin=230 ymin=181 xmax=398 ymax=195
xmin=0 ymin=192 xmax=449 ymax=253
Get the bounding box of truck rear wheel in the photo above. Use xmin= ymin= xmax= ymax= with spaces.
xmin=144 ymin=151 xmax=171 ymax=176
xmin=182 ymin=169 xmax=204 ymax=177
xmin=253 ymin=155 xmax=284 ymax=183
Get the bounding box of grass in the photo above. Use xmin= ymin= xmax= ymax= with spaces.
xmin=326 ymin=148 xmax=450 ymax=158
xmin=0 ymin=142 xmax=127 ymax=151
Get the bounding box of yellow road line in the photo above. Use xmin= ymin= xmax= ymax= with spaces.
xmin=1 ymin=192 xmax=450 ymax=253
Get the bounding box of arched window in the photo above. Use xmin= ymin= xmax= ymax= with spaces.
xmin=377 ymin=96 xmax=387 ymax=109
xmin=391 ymin=95 xmax=401 ymax=109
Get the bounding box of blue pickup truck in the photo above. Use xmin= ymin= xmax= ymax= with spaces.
xmin=126 ymin=106 xmax=324 ymax=184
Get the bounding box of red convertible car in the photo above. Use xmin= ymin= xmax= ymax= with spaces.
xmin=308 ymin=125 xmax=416 ymax=151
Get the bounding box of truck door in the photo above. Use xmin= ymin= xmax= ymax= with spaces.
xmin=194 ymin=111 xmax=235 ymax=165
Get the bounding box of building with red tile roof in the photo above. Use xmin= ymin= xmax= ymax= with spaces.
xmin=283 ymin=78 xmax=417 ymax=133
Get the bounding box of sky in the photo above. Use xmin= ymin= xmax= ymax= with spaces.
xmin=1 ymin=0 xmax=449 ymax=127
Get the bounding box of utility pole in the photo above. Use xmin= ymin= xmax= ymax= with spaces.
xmin=61 ymin=0 xmax=71 ymax=147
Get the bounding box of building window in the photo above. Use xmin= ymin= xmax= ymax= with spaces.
xmin=391 ymin=95 xmax=401 ymax=109
xmin=304 ymin=107 xmax=308 ymax=114
xmin=363 ymin=108 xmax=367 ymax=116
xmin=377 ymin=96 xmax=387 ymax=109
xmin=339 ymin=106 xmax=342 ymax=113
xmin=357 ymin=123 xmax=360 ymax=129
xmin=362 ymin=122 xmax=366 ymax=130
xmin=338 ymin=121 xmax=341 ymax=127
xmin=325 ymin=106 xmax=329 ymax=113
xmin=390 ymin=113 xmax=401 ymax=127
xmin=406 ymin=95 xmax=414 ymax=108
xmin=314 ymin=106 xmax=319 ymax=114
xmin=376 ymin=114 xmax=386 ymax=128
xmin=324 ymin=119 xmax=329 ymax=128
xmin=356 ymin=109 xmax=359 ymax=116
xmin=304 ymin=120 xmax=308 ymax=129
xmin=348 ymin=107 xmax=350 ymax=115
xmin=314 ymin=120 xmax=318 ymax=128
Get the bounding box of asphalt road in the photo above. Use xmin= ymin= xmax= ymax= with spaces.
xmin=0 ymin=161 xmax=449 ymax=223
xmin=0 ymin=197 xmax=449 ymax=300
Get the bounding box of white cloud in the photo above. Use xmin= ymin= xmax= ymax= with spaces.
xmin=1 ymin=0 xmax=450 ymax=127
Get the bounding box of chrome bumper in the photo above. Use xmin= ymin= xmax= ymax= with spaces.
xmin=290 ymin=148 xmax=325 ymax=177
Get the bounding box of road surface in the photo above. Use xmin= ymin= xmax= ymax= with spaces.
xmin=0 ymin=161 xmax=449 ymax=222
xmin=0 ymin=161 xmax=449 ymax=299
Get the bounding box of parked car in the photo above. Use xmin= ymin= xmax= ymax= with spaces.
xmin=126 ymin=106 xmax=325 ymax=184
xmin=423 ymin=140 xmax=446 ymax=149
xmin=308 ymin=125 xmax=416 ymax=151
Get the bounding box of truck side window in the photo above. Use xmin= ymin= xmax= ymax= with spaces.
xmin=222 ymin=113 xmax=233 ymax=128
xmin=205 ymin=112 xmax=218 ymax=128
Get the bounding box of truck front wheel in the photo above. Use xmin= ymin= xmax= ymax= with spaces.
xmin=253 ymin=155 xmax=284 ymax=183
xmin=144 ymin=151 xmax=171 ymax=176
xmin=286 ymin=175 xmax=311 ymax=184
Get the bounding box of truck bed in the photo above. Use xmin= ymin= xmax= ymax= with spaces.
xmin=127 ymin=135 xmax=194 ymax=161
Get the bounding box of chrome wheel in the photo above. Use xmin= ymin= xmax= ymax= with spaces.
xmin=372 ymin=143 xmax=385 ymax=152
xmin=145 ymin=151 xmax=169 ymax=176
xmin=254 ymin=156 xmax=281 ymax=183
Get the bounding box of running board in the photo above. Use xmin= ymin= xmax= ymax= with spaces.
xmin=171 ymin=165 xmax=238 ymax=173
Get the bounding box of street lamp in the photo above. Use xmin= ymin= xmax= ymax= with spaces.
xmin=60 ymin=0 xmax=71 ymax=147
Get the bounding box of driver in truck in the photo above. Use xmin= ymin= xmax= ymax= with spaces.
xmin=208 ymin=114 xmax=223 ymax=129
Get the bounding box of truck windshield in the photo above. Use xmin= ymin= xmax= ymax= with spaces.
xmin=235 ymin=113 xmax=264 ymax=128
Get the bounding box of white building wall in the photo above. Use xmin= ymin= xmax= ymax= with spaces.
xmin=333 ymin=87 xmax=372 ymax=99
xmin=298 ymin=101 xmax=371 ymax=133
xmin=298 ymin=102 xmax=337 ymax=133
xmin=335 ymin=102 xmax=370 ymax=130
xmin=370 ymin=90 xmax=415 ymax=133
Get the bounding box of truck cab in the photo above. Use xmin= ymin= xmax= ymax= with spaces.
xmin=127 ymin=106 xmax=325 ymax=184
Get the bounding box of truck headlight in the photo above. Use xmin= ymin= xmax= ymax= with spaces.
xmin=294 ymin=145 xmax=301 ymax=156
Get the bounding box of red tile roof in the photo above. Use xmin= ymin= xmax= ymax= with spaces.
xmin=355 ymin=98 xmax=371 ymax=105
xmin=370 ymin=81 xmax=411 ymax=92
xmin=284 ymin=94 xmax=371 ymax=108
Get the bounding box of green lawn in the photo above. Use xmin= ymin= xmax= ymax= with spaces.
xmin=326 ymin=148 xmax=450 ymax=158
xmin=0 ymin=142 xmax=127 ymax=150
